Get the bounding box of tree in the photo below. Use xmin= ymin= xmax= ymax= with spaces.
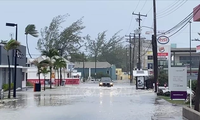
xmin=37 ymin=14 xmax=85 ymax=57
xmin=4 ymin=39 xmax=20 ymax=98
xmin=85 ymin=30 xmax=125 ymax=68
xmin=41 ymin=49 xmax=59 ymax=89
xmin=40 ymin=66 xmax=50 ymax=91
xmin=32 ymin=59 xmax=50 ymax=85
xmin=25 ymin=24 xmax=39 ymax=58
xmin=53 ymin=57 xmax=67 ymax=86
xmin=158 ymin=69 xmax=168 ymax=86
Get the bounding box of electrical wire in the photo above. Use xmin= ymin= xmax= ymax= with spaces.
xmin=160 ymin=6 xmax=200 ymax=36
xmin=125 ymin=16 xmax=133 ymax=35
xmin=134 ymin=0 xmax=141 ymax=12
xmin=140 ymin=0 xmax=147 ymax=12
xmin=157 ymin=0 xmax=188 ymax=19
xmin=165 ymin=6 xmax=200 ymax=38
xmin=156 ymin=0 xmax=182 ymax=15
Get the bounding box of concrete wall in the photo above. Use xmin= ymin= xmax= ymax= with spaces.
xmin=183 ymin=106 xmax=200 ymax=120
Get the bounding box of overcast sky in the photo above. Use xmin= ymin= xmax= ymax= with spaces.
xmin=0 ymin=0 xmax=200 ymax=58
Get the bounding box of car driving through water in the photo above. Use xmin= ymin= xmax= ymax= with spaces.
xmin=99 ymin=77 xmax=113 ymax=87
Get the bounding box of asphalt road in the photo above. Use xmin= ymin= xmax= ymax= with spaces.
xmin=0 ymin=80 xmax=183 ymax=120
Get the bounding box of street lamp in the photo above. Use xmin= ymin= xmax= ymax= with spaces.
xmin=6 ymin=23 xmax=18 ymax=98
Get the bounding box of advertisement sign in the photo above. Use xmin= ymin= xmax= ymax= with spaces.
xmin=148 ymin=63 xmax=153 ymax=69
xmin=157 ymin=45 xmax=170 ymax=60
xmin=137 ymin=76 xmax=145 ymax=89
xmin=169 ymin=67 xmax=187 ymax=100
xmin=157 ymin=36 xmax=170 ymax=45
xmin=196 ymin=45 xmax=200 ymax=53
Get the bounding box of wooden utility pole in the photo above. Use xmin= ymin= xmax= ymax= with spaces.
xmin=153 ymin=0 xmax=158 ymax=93
xmin=132 ymin=12 xmax=147 ymax=70
xmin=125 ymin=34 xmax=134 ymax=83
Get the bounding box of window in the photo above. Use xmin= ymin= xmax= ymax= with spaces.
xmin=147 ymin=56 xmax=153 ymax=60
xmin=179 ymin=56 xmax=200 ymax=68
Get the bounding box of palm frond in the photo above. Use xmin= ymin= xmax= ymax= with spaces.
xmin=25 ymin=24 xmax=39 ymax=37
xmin=4 ymin=39 xmax=20 ymax=51
xmin=42 ymin=49 xmax=59 ymax=58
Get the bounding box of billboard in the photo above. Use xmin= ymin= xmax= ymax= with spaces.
xmin=169 ymin=67 xmax=187 ymax=100
xmin=193 ymin=4 xmax=200 ymax=21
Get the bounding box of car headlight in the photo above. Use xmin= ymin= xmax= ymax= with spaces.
xmin=110 ymin=83 xmax=113 ymax=85
xmin=100 ymin=82 xmax=103 ymax=85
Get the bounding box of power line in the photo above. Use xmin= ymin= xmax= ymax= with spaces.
xmin=140 ymin=0 xmax=147 ymax=12
xmin=125 ymin=16 xmax=133 ymax=35
xmin=134 ymin=0 xmax=141 ymax=12
xmin=156 ymin=0 xmax=182 ymax=15
xmin=157 ymin=0 xmax=188 ymax=19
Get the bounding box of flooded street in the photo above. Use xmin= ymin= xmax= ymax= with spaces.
xmin=0 ymin=81 xmax=183 ymax=120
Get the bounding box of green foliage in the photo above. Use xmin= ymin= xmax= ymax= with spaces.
xmin=53 ymin=57 xmax=67 ymax=70
xmin=4 ymin=39 xmax=20 ymax=51
xmin=41 ymin=49 xmax=59 ymax=60
xmin=25 ymin=24 xmax=39 ymax=37
xmin=85 ymin=30 xmax=126 ymax=69
xmin=26 ymin=81 xmax=33 ymax=86
xmin=158 ymin=70 xmax=168 ymax=86
xmin=2 ymin=83 xmax=14 ymax=91
xmin=37 ymin=14 xmax=85 ymax=56
xmin=188 ymin=80 xmax=197 ymax=92
xmin=40 ymin=67 xmax=50 ymax=77
xmin=70 ymin=52 xmax=87 ymax=62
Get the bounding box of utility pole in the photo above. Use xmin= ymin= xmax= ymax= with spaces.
xmin=153 ymin=0 xmax=158 ymax=93
xmin=132 ymin=34 xmax=136 ymax=71
xmin=132 ymin=12 xmax=147 ymax=70
xmin=125 ymin=34 xmax=134 ymax=83
xmin=82 ymin=52 xmax=85 ymax=82
xmin=189 ymin=21 xmax=192 ymax=76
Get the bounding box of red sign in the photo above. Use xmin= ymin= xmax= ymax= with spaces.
xmin=157 ymin=53 xmax=168 ymax=56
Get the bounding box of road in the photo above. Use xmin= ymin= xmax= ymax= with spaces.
xmin=0 ymin=80 xmax=183 ymax=120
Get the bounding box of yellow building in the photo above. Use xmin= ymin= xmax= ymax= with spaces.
xmin=116 ymin=68 xmax=129 ymax=80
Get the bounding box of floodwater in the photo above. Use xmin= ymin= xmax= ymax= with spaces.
xmin=0 ymin=81 xmax=183 ymax=120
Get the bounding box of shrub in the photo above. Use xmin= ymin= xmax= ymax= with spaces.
xmin=2 ymin=83 xmax=14 ymax=91
xmin=26 ymin=81 xmax=33 ymax=86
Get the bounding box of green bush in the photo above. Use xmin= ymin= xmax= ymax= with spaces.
xmin=26 ymin=81 xmax=33 ymax=86
xmin=91 ymin=72 xmax=110 ymax=79
xmin=2 ymin=83 xmax=14 ymax=91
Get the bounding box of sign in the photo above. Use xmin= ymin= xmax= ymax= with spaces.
xmin=148 ymin=63 xmax=153 ymax=69
xmin=157 ymin=45 xmax=170 ymax=60
xmin=157 ymin=36 xmax=169 ymax=45
xmin=169 ymin=67 xmax=187 ymax=100
xmin=137 ymin=76 xmax=145 ymax=89
xmin=196 ymin=45 xmax=200 ymax=53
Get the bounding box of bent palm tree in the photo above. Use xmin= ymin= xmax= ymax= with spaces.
xmin=41 ymin=49 xmax=59 ymax=89
xmin=25 ymin=24 xmax=38 ymax=58
xmin=53 ymin=57 xmax=67 ymax=86
xmin=4 ymin=39 xmax=20 ymax=98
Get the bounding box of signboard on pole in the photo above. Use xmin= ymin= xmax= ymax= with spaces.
xmin=196 ymin=45 xmax=200 ymax=53
xmin=157 ymin=45 xmax=170 ymax=60
xmin=169 ymin=67 xmax=187 ymax=100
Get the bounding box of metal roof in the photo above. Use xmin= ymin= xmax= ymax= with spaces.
xmin=74 ymin=62 xmax=112 ymax=68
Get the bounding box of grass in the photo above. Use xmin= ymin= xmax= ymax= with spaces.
xmin=158 ymin=96 xmax=189 ymax=105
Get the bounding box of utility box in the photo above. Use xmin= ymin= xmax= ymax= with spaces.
xmin=133 ymin=70 xmax=149 ymax=89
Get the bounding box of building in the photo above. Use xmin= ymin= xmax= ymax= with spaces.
xmin=116 ymin=68 xmax=129 ymax=80
xmin=26 ymin=56 xmax=76 ymax=84
xmin=74 ymin=62 xmax=116 ymax=80
xmin=144 ymin=45 xmax=200 ymax=76
xmin=0 ymin=44 xmax=27 ymax=90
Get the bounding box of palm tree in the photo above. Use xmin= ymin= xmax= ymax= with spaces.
xmin=40 ymin=67 xmax=50 ymax=91
xmin=41 ymin=49 xmax=59 ymax=89
xmin=32 ymin=59 xmax=50 ymax=85
xmin=4 ymin=39 xmax=20 ymax=98
xmin=53 ymin=57 xmax=67 ymax=86
xmin=25 ymin=24 xmax=38 ymax=58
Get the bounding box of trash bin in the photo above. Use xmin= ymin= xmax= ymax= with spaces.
xmin=34 ymin=83 xmax=41 ymax=92
xmin=61 ymin=80 xmax=65 ymax=86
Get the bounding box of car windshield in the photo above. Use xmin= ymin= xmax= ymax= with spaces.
xmin=101 ymin=77 xmax=112 ymax=82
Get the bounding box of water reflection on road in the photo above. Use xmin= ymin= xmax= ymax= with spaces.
xmin=0 ymin=82 xmax=183 ymax=120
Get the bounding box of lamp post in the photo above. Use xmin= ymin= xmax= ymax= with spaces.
xmin=6 ymin=23 xmax=18 ymax=98
xmin=189 ymin=21 xmax=192 ymax=76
